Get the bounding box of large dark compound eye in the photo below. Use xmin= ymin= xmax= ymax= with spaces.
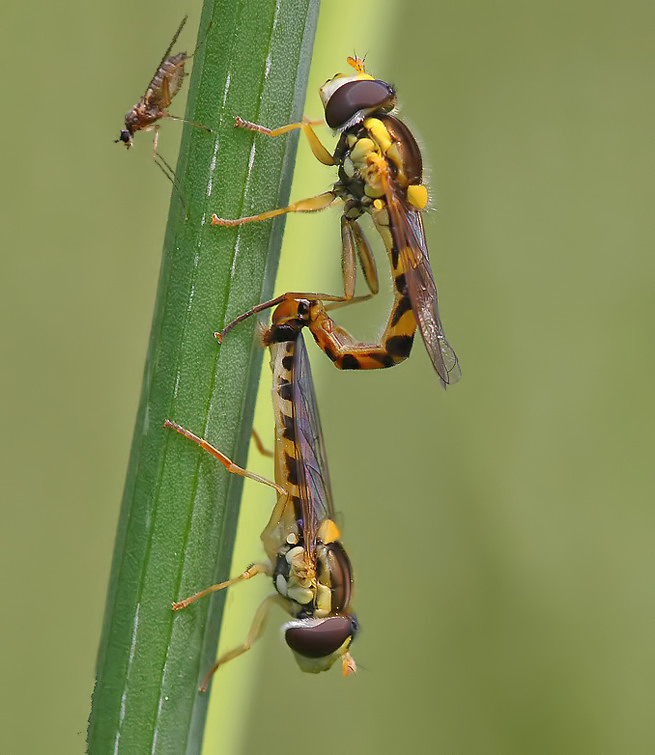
xmin=324 ymin=79 xmax=396 ymax=129
xmin=325 ymin=542 xmax=353 ymax=613
xmin=285 ymin=616 xmax=358 ymax=658
xmin=115 ymin=130 xmax=131 ymax=145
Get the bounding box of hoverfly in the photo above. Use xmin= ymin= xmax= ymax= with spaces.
xmin=212 ymin=56 xmax=460 ymax=387
xmin=167 ymin=302 xmax=358 ymax=690
xmin=115 ymin=15 xmax=211 ymax=186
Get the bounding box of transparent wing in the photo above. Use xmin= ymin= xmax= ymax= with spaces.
xmin=384 ymin=183 xmax=461 ymax=387
xmin=144 ymin=14 xmax=188 ymax=108
xmin=292 ymin=334 xmax=334 ymax=558
xmin=145 ymin=54 xmax=187 ymax=108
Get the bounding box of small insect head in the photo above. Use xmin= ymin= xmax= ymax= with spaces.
xmin=320 ymin=56 xmax=397 ymax=132
xmin=115 ymin=129 xmax=133 ymax=148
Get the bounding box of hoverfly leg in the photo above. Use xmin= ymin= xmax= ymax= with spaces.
xmin=341 ymin=217 xmax=379 ymax=298
xmin=323 ymin=293 xmax=375 ymax=312
xmin=251 ymin=429 xmax=273 ymax=458
xmin=199 ymin=594 xmax=280 ymax=691
xmin=300 ymin=119 xmax=335 ymax=165
xmin=164 ymin=420 xmax=286 ymax=495
xmin=234 ymin=115 xmax=334 ymax=166
xmin=234 ymin=115 xmax=322 ymax=136
xmin=211 ymin=190 xmax=338 ymax=226
xmin=172 ymin=562 xmax=268 ymax=611
xmin=341 ymin=217 xmax=357 ymax=300
xmin=215 ymin=289 xmax=348 ymax=342
xmin=349 ymin=218 xmax=379 ymax=295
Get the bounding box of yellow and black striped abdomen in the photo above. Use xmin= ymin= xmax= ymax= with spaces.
xmin=269 ymin=340 xmax=304 ymax=535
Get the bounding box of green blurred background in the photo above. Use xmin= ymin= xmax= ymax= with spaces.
xmin=2 ymin=0 xmax=654 ymax=752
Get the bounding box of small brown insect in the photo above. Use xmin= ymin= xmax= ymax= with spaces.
xmin=115 ymin=15 xmax=211 ymax=173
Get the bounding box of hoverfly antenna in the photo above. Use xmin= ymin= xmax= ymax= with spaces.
xmin=346 ymin=55 xmax=367 ymax=74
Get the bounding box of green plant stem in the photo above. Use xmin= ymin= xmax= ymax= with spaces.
xmin=87 ymin=1 xmax=320 ymax=752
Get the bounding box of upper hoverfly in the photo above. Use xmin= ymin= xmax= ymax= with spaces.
xmin=212 ymin=56 xmax=460 ymax=387
xmin=167 ymin=302 xmax=358 ymax=689
xmin=115 ymin=15 xmax=211 ymax=185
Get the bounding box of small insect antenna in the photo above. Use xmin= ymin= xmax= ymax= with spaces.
xmin=154 ymin=152 xmax=189 ymax=219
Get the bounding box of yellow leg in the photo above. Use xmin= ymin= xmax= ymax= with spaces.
xmin=214 ymin=289 xmax=349 ymax=342
xmin=211 ymin=191 xmax=338 ymax=226
xmin=234 ymin=116 xmax=334 ymax=166
xmin=341 ymin=216 xmax=379 ymax=298
xmin=199 ymin=593 xmax=281 ymax=691
xmin=164 ymin=419 xmax=286 ymax=496
xmin=172 ymin=562 xmax=268 ymax=610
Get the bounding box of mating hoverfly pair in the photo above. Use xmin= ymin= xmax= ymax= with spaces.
xmin=122 ymin=21 xmax=460 ymax=687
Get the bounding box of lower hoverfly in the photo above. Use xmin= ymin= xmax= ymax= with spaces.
xmin=167 ymin=301 xmax=358 ymax=689
xmin=115 ymin=15 xmax=211 ymax=189
xmin=212 ymin=56 xmax=460 ymax=388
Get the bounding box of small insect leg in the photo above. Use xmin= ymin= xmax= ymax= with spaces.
xmin=152 ymin=126 xmax=160 ymax=159
xmin=165 ymin=114 xmax=212 ymax=133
